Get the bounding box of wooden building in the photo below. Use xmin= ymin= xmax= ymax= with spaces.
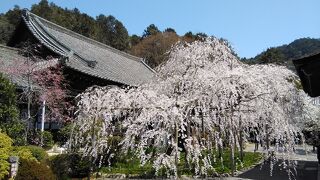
xmin=293 ymin=52 xmax=320 ymax=97
xmin=1 ymin=9 xmax=155 ymax=129
xmin=7 ymin=9 xmax=155 ymax=91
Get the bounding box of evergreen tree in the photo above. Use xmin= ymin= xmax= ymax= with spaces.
xmin=95 ymin=14 xmax=112 ymax=45
xmin=130 ymin=34 xmax=141 ymax=47
xmin=142 ymin=24 xmax=160 ymax=38
xmin=31 ymin=0 xmax=52 ymax=20
xmin=0 ymin=73 xmax=25 ymax=145
xmin=0 ymin=15 xmax=15 ymax=45
xmin=184 ymin=31 xmax=194 ymax=38
xmin=246 ymin=38 xmax=320 ymax=69
xmin=111 ymin=21 xmax=129 ymax=51
xmin=71 ymin=9 xmax=95 ymax=38
xmin=256 ymin=47 xmax=285 ymax=64
xmin=4 ymin=5 xmax=22 ymax=26
xmin=164 ymin=27 xmax=176 ymax=34
xmin=95 ymin=15 xmax=129 ymax=51
xmin=183 ymin=31 xmax=196 ymax=42
xmin=0 ymin=73 xmax=19 ymax=124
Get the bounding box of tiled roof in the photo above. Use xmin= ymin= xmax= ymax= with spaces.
xmin=21 ymin=9 xmax=155 ymax=86
xmin=0 ymin=44 xmax=59 ymax=89
xmin=0 ymin=45 xmax=35 ymax=88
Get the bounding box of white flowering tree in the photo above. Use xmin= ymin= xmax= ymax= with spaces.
xmin=302 ymin=97 xmax=320 ymax=152
xmin=70 ymin=38 xmax=316 ymax=177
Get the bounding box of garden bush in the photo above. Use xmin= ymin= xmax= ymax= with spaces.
xmin=41 ymin=131 xmax=54 ymax=148
xmin=28 ymin=130 xmax=54 ymax=149
xmin=11 ymin=146 xmax=48 ymax=163
xmin=0 ymin=132 xmax=12 ymax=179
xmin=11 ymin=146 xmax=36 ymax=161
xmin=0 ymin=74 xmax=26 ymax=146
xmin=1 ymin=120 xmax=26 ymax=146
xmin=25 ymin=145 xmax=48 ymax=162
xmin=50 ymin=153 xmax=91 ymax=179
xmin=99 ymin=154 xmax=155 ymax=178
xmin=15 ymin=158 xmax=55 ymax=180
xmin=54 ymin=123 xmax=72 ymax=146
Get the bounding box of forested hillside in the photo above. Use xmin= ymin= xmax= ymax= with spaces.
xmin=1 ymin=0 xmax=319 ymax=69
xmin=0 ymin=1 xmax=130 ymax=51
xmin=243 ymin=38 xmax=320 ymax=70
xmin=0 ymin=0 xmax=208 ymax=68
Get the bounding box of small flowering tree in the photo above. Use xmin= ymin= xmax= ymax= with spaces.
xmin=0 ymin=44 xmax=71 ymax=143
xmin=71 ymin=38 xmax=316 ymax=177
xmin=302 ymin=98 xmax=320 ymax=156
xmin=32 ymin=65 xmax=72 ymax=122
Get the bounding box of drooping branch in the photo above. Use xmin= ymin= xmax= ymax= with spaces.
xmin=70 ymin=38 xmax=317 ymax=177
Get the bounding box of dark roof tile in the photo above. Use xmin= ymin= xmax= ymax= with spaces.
xmin=22 ymin=10 xmax=155 ymax=86
xmin=0 ymin=45 xmax=36 ymax=88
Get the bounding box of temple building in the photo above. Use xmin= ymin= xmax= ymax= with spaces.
xmin=7 ymin=9 xmax=154 ymax=90
xmin=293 ymin=52 xmax=320 ymax=97
xmin=0 ymin=9 xmax=155 ymax=129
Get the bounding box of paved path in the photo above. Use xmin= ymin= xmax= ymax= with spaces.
xmin=238 ymin=160 xmax=318 ymax=180
xmin=235 ymin=143 xmax=319 ymax=180
xmin=244 ymin=143 xmax=317 ymax=161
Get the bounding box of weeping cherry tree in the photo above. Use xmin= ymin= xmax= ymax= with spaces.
xmin=70 ymin=38 xmax=316 ymax=177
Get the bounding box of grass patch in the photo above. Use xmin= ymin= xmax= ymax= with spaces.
xmin=99 ymin=156 xmax=155 ymax=178
xmin=99 ymin=150 xmax=263 ymax=177
xmin=211 ymin=150 xmax=263 ymax=174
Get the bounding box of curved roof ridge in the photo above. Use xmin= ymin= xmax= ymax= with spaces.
xmin=19 ymin=9 xmax=155 ymax=86
xmin=26 ymin=10 xmax=142 ymax=62
xmin=0 ymin=44 xmax=21 ymax=52
xmin=23 ymin=9 xmax=98 ymax=68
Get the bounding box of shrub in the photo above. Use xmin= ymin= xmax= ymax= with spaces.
xmin=11 ymin=146 xmax=36 ymax=161
xmin=11 ymin=146 xmax=48 ymax=163
xmin=15 ymin=158 xmax=55 ymax=180
xmin=3 ymin=120 xmax=26 ymax=146
xmin=99 ymin=154 xmax=155 ymax=178
xmin=55 ymin=123 xmax=72 ymax=146
xmin=0 ymin=73 xmax=19 ymax=122
xmin=0 ymin=132 xmax=12 ymax=179
xmin=42 ymin=131 xmax=54 ymax=149
xmin=25 ymin=145 xmax=48 ymax=162
xmin=50 ymin=154 xmax=91 ymax=179
xmin=28 ymin=130 xmax=54 ymax=149
xmin=0 ymin=73 xmax=25 ymax=146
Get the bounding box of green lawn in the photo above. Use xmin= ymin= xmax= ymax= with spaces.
xmin=99 ymin=150 xmax=263 ymax=177
xmin=211 ymin=150 xmax=263 ymax=174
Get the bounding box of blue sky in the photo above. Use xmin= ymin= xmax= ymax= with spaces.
xmin=1 ymin=0 xmax=319 ymax=58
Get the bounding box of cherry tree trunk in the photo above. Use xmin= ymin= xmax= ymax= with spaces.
xmin=266 ymin=124 xmax=270 ymax=150
xmin=239 ymin=121 xmax=244 ymax=161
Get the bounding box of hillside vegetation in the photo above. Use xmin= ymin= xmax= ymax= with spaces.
xmin=1 ymin=0 xmax=319 ymax=69
xmin=0 ymin=0 xmax=208 ymax=68
xmin=243 ymin=38 xmax=320 ymax=70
